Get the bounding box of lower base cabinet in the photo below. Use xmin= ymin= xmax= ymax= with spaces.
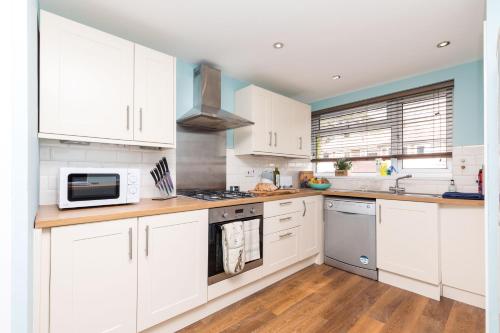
xmin=376 ymin=199 xmax=439 ymax=284
xmin=50 ymin=218 xmax=138 ymax=333
xmin=49 ymin=210 xmax=208 ymax=333
xmin=137 ymin=210 xmax=208 ymax=331
xmin=299 ymin=196 xmax=322 ymax=260
xmin=264 ymin=226 xmax=300 ymax=275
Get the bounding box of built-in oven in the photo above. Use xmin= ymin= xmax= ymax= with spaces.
xmin=58 ymin=167 xmax=140 ymax=209
xmin=208 ymin=203 xmax=264 ymax=285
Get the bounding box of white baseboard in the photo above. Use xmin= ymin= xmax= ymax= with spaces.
xmin=379 ymin=270 xmax=441 ymax=300
xmin=143 ymin=256 xmax=317 ymax=333
xmin=442 ymin=285 xmax=485 ymax=309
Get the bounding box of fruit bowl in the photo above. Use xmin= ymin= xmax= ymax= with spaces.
xmin=308 ymin=182 xmax=332 ymax=190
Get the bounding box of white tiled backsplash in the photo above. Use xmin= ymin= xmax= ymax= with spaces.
xmin=226 ymin=149 xmax=313 ymax=191
xmin=40 ymin=143 xmax=483 ymax=205
xmin=226 ymin=145 xmax=483 ymax=194
xmin=39 ymin=139 xmax=176 ymax=205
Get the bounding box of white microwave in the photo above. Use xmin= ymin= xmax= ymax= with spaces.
xmin=58 ymin=167 xmax=140 ymax=209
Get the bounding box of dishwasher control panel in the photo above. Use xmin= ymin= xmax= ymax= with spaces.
xmin=324 ymin=199 xmax=376 ymax=215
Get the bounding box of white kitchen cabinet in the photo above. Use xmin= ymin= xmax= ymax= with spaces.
xmin=376 ymin=199 xmax=439 ymax=284
xmin=293 ymin=101 xmax=312 ymax=157
xmin=264 ymin=226 xmax=300 ymax=275
xmin=441 ymin=206 xmax=485 ymax=305
xmin=234 ymin=85 xmax=311 ymax=158
xmin=40 ymin=10 xmax=134 ymax=142
xmin=50 ymin=218 xmax=138 ymax=333
xmin=137 ymin=210 xmax=208 ymax=331
xmin=299 ymin=196 xmax=322 ymax=260
xmin=39 ymin=10 xmax=176 ymax=148
xmin=133 ymin=44 xmax=176 ymax=145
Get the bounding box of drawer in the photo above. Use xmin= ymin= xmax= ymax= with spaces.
xmin=264 ymin=212 xmax=300 ymax=235
xmin=264 ymin=198 xmax=302 ymax=218
xmin=263 ymin=226 xmax=300 ymax=276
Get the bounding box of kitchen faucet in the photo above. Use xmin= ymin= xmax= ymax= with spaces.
xmin=389 ymin=174 xmax=412 ymax=194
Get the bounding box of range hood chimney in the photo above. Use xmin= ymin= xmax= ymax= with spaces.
xmin=177 ymin=64 xmax=254 ymax=131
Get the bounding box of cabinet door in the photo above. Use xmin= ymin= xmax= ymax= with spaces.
xmin=40 ymin=11 xmax=134 ymax=141
xmin=299 ymin=196 xmax=322 ymax=260
xmin=50 ymin=219 xmax=137 ymax=333
xmin=252 ymin=87 xmax=274 ymax=153
xmin=133 ymin=44 xmax=175 ymax=145
xmin=294 ymin=102 xmax=311 ymax=157
xmin=137 ymin=210 xmax=208 ymax=331
xmin=441 ymin=207 xmax=485 ymax=295
xmin=271 ymin=94 xmax=295 ymax=155
xmin=376 ymin=199 xmax=439 ymax=284
xmin=264 ymin=226 xmax=300 ymax=275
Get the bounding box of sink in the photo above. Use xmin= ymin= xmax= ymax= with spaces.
xmin=399 ymin=192 xmax=441 ymax=198
xmin=332 ymin=189 xmax=441 ymax=198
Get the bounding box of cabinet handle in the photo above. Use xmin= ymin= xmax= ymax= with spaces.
xmin=279 ymin=232 xmax=293 ymax=239
xmin=302 ymin=200 xmax=307 ymax=217
xmin=128 ymin=227 xmax=133 ymax=260
xmin=139 ymin=108 xmax=143 ymax=131
xmin=378 ymin=205 xmax=382 ymax=224
xmin=145 ymin=225 xmax=150 ymax=256
xmin=279 ymin=201 xmax=292 ymax=206
xmin=279 ymin=216 xmax=292 ymax=222
xmin=299 ymin=137 xmax=303 ymax=150
xmin=274 ymin=132 xmax=277 ymax=147
xmin=126 ymin=105 xmax=130 ymax=130
xmin=269 ymin=131 xmax=272 ymax=146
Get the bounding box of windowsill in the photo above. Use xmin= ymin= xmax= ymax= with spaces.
xmin=316 ymin=173 xmax=453 ymax=181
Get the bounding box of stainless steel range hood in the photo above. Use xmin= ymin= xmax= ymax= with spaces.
xmin=177 ymin=64 xmax=254 ymax=131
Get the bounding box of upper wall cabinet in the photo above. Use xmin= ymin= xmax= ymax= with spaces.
xmin=39 ymin=11 xmax=176 ymax=148
xmin=234 ymin=85 xmax=311 ymax=158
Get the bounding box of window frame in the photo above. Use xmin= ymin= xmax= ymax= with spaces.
xmin=311 ymin=80 xmax=454 ymax=177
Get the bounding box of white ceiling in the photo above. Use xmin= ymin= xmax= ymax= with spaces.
xmin=40 ymin=0 xmax=485 ymax=103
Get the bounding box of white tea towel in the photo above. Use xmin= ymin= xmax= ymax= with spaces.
xmin=221 ymin=221 xmax=245 ymax=274
xmin=244 ymin=219 xmax=261 ymax=262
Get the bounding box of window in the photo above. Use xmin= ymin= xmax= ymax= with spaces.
xmin=312 ymin=81 xmax=453 ymax=175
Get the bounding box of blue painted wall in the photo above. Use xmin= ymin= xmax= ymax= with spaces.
xmin=176 ymin=59 xmax=249 ymax=148
xmin=311 ymin=60 xmax=484 ymax=146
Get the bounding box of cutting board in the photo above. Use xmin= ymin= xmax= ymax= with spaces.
xmin=249 ymin=189 xmax=300 ymax=196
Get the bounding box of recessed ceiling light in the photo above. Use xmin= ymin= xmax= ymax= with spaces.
xmin=331 ymin=75 xmax=341 ymax=80
xmin=273 ymin=42 xmax=284 ymax=49
xmin=436 ymin=41 xmax=451 ymax=48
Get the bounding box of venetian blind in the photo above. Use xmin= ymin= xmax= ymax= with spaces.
xmin=311 ymin=81 xmax=453 ymax=162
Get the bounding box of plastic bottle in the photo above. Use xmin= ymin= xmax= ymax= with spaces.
xmin=448 ymin=179 xmax=457 ymax=192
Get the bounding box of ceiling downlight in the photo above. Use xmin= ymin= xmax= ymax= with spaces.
xmin=436 ymin=41 xmax=451 ymax=48
xmin=273 ymin=42 xmax=284 ymax=49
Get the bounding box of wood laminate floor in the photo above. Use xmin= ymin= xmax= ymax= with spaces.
xmin=180 ymin=264 xmax=484 ymax=333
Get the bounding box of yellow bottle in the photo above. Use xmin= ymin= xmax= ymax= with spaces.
xmin=380 ymin=162 xmax=388 ymax=176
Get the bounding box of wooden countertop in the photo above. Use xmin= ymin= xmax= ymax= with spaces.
xmin=35 ymin=190 xmax=322 ymax=229
xmin=35 ymin=189 xmax=484 ymax=229
xmin=322 ymin=190 xmax=484 ymax=207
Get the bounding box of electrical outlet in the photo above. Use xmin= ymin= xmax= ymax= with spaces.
xmin=245 ymin=169 xmax=255 ymax=177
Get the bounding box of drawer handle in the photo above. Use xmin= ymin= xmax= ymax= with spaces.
xmin=279 ymin=232 xmax=293 ymax=239
xmin=279 ymin=201 xmax=292 ymax=206
xmin=279 ymin=217 xmax=292 ymax=222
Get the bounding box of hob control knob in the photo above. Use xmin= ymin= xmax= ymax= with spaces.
xmin=327 ymin=201 xmax=333 ymax=208
xmin=250 ymin=208 xmax=256 ymax=214
xmin=222 ymin=212 xmax=229 ymax=218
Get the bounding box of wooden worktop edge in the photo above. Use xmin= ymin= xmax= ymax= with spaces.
xmin=35 ymin=191 xmax=322 ymax=229
xmin=322 ymin=190 xmax=484 ymax=207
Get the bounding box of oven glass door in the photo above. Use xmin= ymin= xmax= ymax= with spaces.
xmin=208 ymin=216 xmax=263 ymax=284
xmin=67 ymin=173 xmax=120 ymax=202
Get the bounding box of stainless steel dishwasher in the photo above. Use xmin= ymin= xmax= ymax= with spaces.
xmin=324 ymin=198 xmax=378 ymax=280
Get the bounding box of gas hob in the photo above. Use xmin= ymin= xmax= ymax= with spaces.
xmin=179 ymin=190 xmax=255 ymax=201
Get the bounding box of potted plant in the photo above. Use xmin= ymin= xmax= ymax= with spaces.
xmin=334 ymin=158 xmax=352 ymax=176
